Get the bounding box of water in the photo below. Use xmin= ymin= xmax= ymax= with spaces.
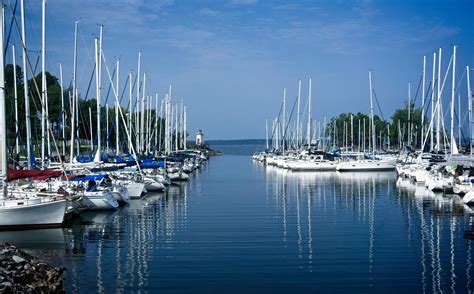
xmin=0 ymin=151 xmax=473 ymax=293
xmin=209 ymin=143 xmax=266 ymax=156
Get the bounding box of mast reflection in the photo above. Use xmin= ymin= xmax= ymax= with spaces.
xmin=264 ymin=167 xmax=473 ymax=292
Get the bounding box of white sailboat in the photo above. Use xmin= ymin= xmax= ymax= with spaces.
xmin=337 ymin=70 xmax=395 ymax=172
xmin=0 ymin=1 xmax=67 ymax=230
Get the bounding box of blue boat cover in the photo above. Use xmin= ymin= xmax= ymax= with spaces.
xmin=69 ymin=174 xmax=108 ymax=181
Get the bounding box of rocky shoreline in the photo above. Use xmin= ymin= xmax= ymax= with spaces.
xmin=0 ymin=243 xmax=65 ymax=293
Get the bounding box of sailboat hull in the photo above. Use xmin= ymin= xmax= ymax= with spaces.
xmin=336 ymin=161 xmax=396 ymax=172
xmin=0 ymin=200 xmax=67 ymax=230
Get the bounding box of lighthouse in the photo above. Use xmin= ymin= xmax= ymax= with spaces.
xmin=196 ymin=130 xmax=204 ymax=146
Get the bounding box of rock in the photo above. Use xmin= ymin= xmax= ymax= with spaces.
xmin=0 ymin=243 xmax=65 ymax=293
xmin=12 ymin=255 xmax=25 ymax=263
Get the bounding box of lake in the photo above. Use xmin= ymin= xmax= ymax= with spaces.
xmin=0 ymin=149 xmax=473 ymax=293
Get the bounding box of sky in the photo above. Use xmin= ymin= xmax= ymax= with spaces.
xmin=4 ymin=0 xmax=473 ymax=140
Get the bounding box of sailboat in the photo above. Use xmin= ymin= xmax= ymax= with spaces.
xmin=0 ymin=3 xmax=67 ymax=229
xmin=336 ymin=70 xmax=395 ymax=172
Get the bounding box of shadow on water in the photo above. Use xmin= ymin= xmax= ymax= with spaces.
xmin=0 ymin=156 xmax=471 ymax=293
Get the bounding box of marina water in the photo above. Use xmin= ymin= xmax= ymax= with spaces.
xmin=0 ymin=145 xmax=472 ymax=293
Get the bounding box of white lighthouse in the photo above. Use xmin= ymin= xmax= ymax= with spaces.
xmin=196 ymin=129 xmax=204 ymax=146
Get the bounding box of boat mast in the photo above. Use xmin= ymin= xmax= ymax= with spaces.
xmin=421 ymin=55 xmax=426 ymax=149
xmin=430 ymin=51 xmax=436 ymax=151
xmin=296 ymin=79 xmax=301 ymax=149
xmin=41 ymin=0 xmax=46 ymax=168
xmin=458 ymin=93 xmax=461 ymax=147
xmin=282 ymin=88 xmax=286 ymax=153
xmin=20 ymin=0 xmax=32 ymax=168
xmin=450 ymin=45 xmax=456 ymax=154
xmin=115 ymin=59 xmax=120 ymax=154
xmin=180 ymin=101 xmax=184 ymax=150
xmin=136 ymin=51 xmax=141 ymax=154
xmin=106 ymin=104 xmax=109 ymax=152
xmin=467 ymin=65 xmax=472 ymax=157
xmin=168 ymin=85 xmax=172 ymax=153
xmin=184 ymin=105 xmax=187 ymax=150
xmin=70 ymin=20 xmax=78 ymax=164
xmin=307 ymin=78 xmax=312 ymax=148
xmin=128 ymin=71 xmax=132 ymax=154
xmin=175 ymin=104 xmax=178 ymax=151
xmin=140 ymin=73 xmax=146 ymax=153
xmin=265 ymin=119 xmax=269 ymax=150
xmin=158 ymin=98 xmax=164 ymax=153
xmin=0 ymin=4 xmax=7 ymax=197
xmin=436 ymin=48 xmax=442 ymax=151
xmin=12 ymin=45 xmax=19 ymax=155
xmin=369 ymin=70 xmax=376 ymax=155
xmin=154 ymin=93 xmax=159 ymax=154
xmin=407 ymin=82 xmax=411 ymax=147
xmin=94 ymin=36 xmax=101 ymax=162
xmin=358 ymin=119 xmax=361 ymax=151
xmin=350 ymin=114 xmax=353 ymax=150
xmin=387 ymin=124 xmax=390 ymax=150
xmin=322 ymin=116 xmax=326 ymax=151
xmin=59 ymin=63 xmax=65 ymax=157
xmin=89 ymin=107 xmax=93 ymax=151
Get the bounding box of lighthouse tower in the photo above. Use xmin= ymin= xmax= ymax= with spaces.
xmin=196 ymin=130 xmax=204 ymax=146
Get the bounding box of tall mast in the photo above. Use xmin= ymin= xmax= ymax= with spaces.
xmin=183 ymin=105 xmax=187 ymax=150
xmin=421 ymin=55 xmax=426 ymax=149
xmin=283 ymin=88 xmax=286 ymax=152
xmin=89 ymin=107 xmax=93 ymax=151
xmin=358 ymin=120 xmax=361 ymax=151
xmin=407 ymin=82 xmax=411 ymax=146
xmin=154 ymin=93 xmax=159 ymax=154
xmin=458 ymin=93 xmax=461 ymax=146
xmin=296 ymin=79 xmax=301 ymax=149
xmin=20 ymin=0 xmax=32 ymax=168
xmin=450 ymin=45 xmax=457 ymax=154
xmin=174 ymin=105 xmax=178 ymax=151
xmin=369 ymin=70 xmax=376 ymax=155
xmin=140 ymin=73 xmax=146 ymax=153
xmin=180 ymin=101 xmax=184 ymax=149
xmin=307 ymin=78 xmax=312 ymax=147
xmin=168 ymin=85 xmax=172 ymax=154
xmin=94 ymin=37 xmax=101 ymax=161
xmin=115 ymin=59 xmax=120 ymax=154
xmin=158 ymin=98 xmax=164 ymax=153
xmin=398 ymin=119 xmax=401 ymax=149
xmin=70 ymin=21 xmax=78 ymax=164
xmin=12 ymin=45 xmax=19 ymax=154
xmin=436 ymin=48 xmax=442 ymax=151
xmin=350 ymin=114 xmax=353 ymax=149
xmin=128 ymin=71 xmax=132 ymax=154
xmin=59 ymin=63 xmax=65 ymax=156
xmin=430 ymin=51 xmax=436 ymax=151
xmin=0 ymin=4 xmax=7 ymax=197
xmin=322 ymin=116 xmax=326 ymax=150
xmin=136 ymin=51 xmax=141 ymax=154
xmin=165 ymin=92 xmax=170 ymax=154
xmin=41 ymin=0 xmax=46 ymax=168
xmin=387 ymin=124 xmax=390 ymax=150
xmin=266 ymin=119 xmax=269 ymax=150
xmin=145 ymin=94 xmax=150 ymax=153
xmin=467 ymin=65 xmax=472 ymax=157
xmin=106 ymin=104 xmax=109 ymax=152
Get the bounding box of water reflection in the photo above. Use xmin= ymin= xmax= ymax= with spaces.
xmin=265 ymin=168 xmax=473 ymax=293
xmin=0 ymin=183 xmax=188 ymax=292
xmin=0 ymin=156 xmax=472 ymax=293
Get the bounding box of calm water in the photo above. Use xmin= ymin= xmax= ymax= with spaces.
xmin=210 ymin=143 xmax=266 ymax=156
xmin=0 ymin=152 xmax=473 ymax=293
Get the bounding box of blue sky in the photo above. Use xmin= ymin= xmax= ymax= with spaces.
xmin=5 ymin=0 xmax=473 ymax=139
